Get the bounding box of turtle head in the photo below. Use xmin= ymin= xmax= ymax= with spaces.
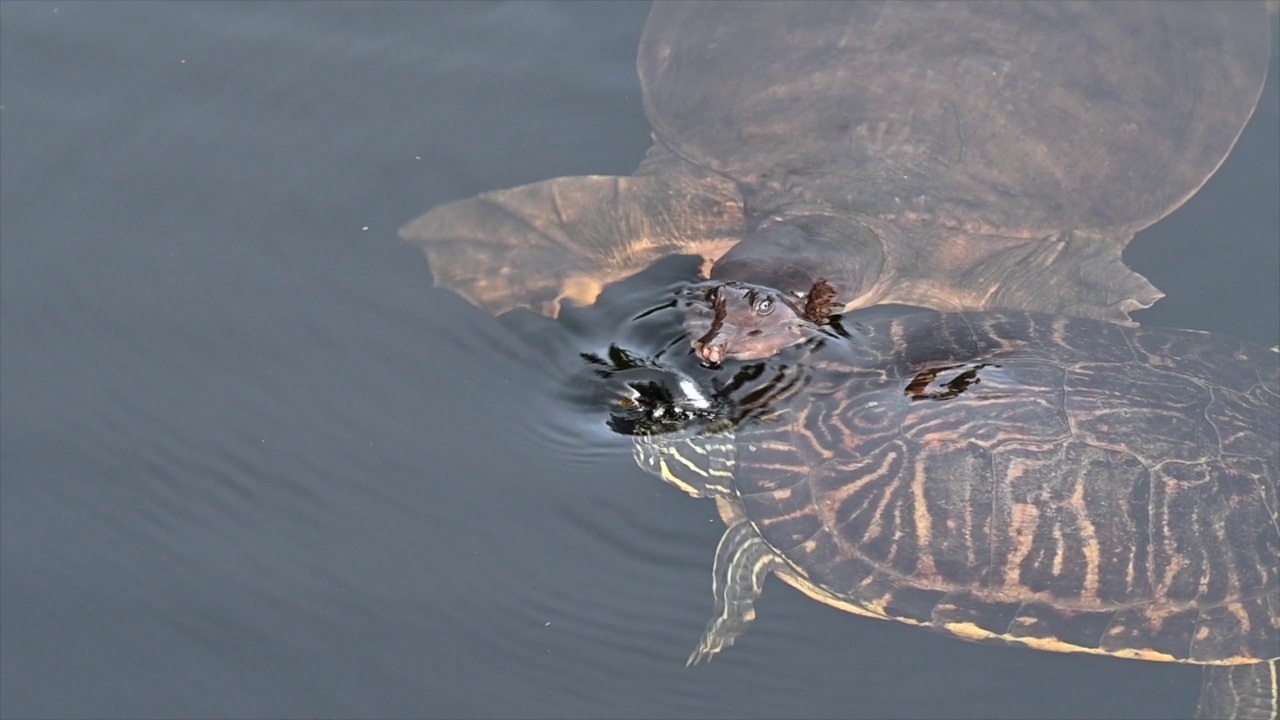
xmin=601 ymin=364 xmax=736 ymax=498
xmin=683 ymin=279 xmax=838 ymax=365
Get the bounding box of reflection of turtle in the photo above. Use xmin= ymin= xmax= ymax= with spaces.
xmin=607 ymin=302 xmax=1279 ymax=719
xmin=402 ymin=1 xmax=1270 ymax=332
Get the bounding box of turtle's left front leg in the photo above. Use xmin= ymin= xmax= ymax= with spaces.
xmin=687 ymin=520 xmax=782 ymax=666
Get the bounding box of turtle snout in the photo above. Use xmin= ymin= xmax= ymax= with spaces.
xmin=697 ymin=341 xmax=728 ymax=366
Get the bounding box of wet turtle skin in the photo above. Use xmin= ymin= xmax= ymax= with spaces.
xmin=402 ymin=1 xmax=1271 ymax=345
xmin=611 ymin=302 xmax=1279 ymax=719
xmin=680 ymin=279 xmax=841 ymax=364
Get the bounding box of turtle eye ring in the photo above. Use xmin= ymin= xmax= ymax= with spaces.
xmin=754 ymin=297 xmax=774 ymax=316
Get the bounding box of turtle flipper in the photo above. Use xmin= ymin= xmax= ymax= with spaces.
xmin=1196 ymin=660 xmax=1279 ymax=720
xmin=880 ymin=229 xmax=1163 ymax=325
xmin=400 ymin=174 xmax=743 ymax=319
xmin=980 ymin=231 xmax=1163 ymax=325
xmin=687 ymin=520 xmax=780 ymax=666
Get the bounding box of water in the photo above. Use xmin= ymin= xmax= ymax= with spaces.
xmin=1 ymin=2 xmax=1276 ymax=718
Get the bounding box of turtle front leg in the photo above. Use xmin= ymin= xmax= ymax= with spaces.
xmin=399 ymin=173 xmax=743 ymax=320
xmin=687 ymin=520 xmax=782 ymax=666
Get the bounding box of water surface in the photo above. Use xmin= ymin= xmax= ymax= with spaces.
xmin=1 ymin=3 xmax=1276 ymax=718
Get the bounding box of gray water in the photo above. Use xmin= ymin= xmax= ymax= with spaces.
xmin=1 ymin=3 xmax=1276 ymax=719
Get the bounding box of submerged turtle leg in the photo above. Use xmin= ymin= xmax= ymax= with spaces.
xmin=687 ymin=520 xmax=781 ymax=666
xmin=870 ymin=228 xmax=1164 ymax=325
xmin=1197 ymin=660 xmax=1279 ymax=720
xmin=399 ymin=173 xmax=743 ymax=319
xmin=960 ymin=230 xmax=1162 ymax=325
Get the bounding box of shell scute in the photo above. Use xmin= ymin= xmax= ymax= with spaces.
xmin=733 ymin=310 xmax=1277 ymax=662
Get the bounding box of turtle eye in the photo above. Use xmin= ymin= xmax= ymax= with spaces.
xmin=754 ymin=296 xmax=774 ymax=316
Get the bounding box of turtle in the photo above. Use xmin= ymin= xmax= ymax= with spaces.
xmin=598 ymin=290 xmax=1280 ymax=719
xmin=401 ymin=1 xmax=1272 ymax=354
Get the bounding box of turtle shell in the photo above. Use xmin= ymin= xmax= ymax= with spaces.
xmin=728 ymin=309 xmax=1279 ymax=663
xmin=639 ymin=0 xmax=1270 ymax=238
xmin=402 ymin=1 xmax=1272 ymax=326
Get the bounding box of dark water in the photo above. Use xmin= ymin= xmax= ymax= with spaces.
xmin=1 ymin=2 xmax=1276 ymax=719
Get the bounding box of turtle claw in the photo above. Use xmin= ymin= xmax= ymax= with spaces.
xmin=686 ymin=634 xmax=731 ymax=667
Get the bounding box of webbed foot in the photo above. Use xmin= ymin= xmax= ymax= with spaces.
xmin=400 ymin=174 xmax=743 ymax=319
xmin=687 ymin=520 xmax=781 ymax=666
xmin=972 ymin=230 xmax=1162 ymax=325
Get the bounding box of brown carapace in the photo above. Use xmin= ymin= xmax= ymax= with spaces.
xmin=626 ymin=306 xmax=1280 ymax=719
xmin=402 ymin=2 xmax=1271 ymax=341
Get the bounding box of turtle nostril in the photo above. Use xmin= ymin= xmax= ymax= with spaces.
xmin=700 ymin=343 xmax=727 ymax=365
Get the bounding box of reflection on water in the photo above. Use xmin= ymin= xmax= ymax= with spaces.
xmin=0 ymin=2 xmax=1275 ymax=720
